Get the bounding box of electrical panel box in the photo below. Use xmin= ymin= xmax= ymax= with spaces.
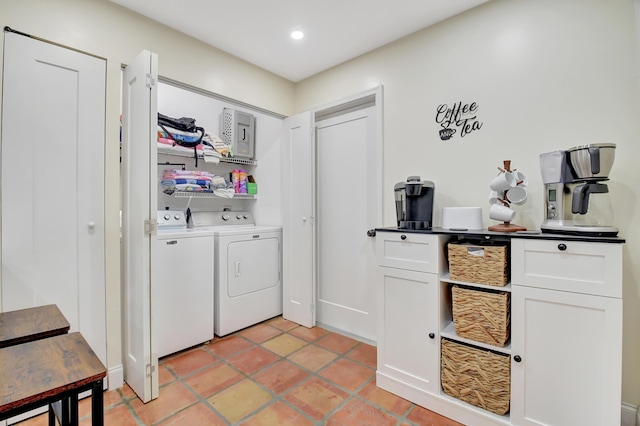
xmin=221 ymin=108 xmax=256 ymax=160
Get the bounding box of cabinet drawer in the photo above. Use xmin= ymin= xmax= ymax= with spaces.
xmin=376 ymin=232 xmax=440 ymax=273
xmin=511 ymin=239 xmax=622 ymax=298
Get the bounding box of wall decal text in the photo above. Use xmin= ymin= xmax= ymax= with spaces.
xmin=436 ymin=101 xmax=483 ymax=140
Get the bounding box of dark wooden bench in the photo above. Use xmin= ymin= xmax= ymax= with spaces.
xmin=0 ymin=304 xmax=70 ymax=348
xmin=0 ymin=332 xmax=106 ymax=426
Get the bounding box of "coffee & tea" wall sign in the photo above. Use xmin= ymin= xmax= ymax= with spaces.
xmin=435 ymin=101 xmax=483 ymax=140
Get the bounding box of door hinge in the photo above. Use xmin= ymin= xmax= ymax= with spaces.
xmin=145 ymin=73 xmax=155 ymax=88
xmin=144 ymin=219 xmax=156 ymax=236
xmin=146 ymin=363 xmax=156 ymax=376
xmin=310 ymin=304 xmax=315 ymax=314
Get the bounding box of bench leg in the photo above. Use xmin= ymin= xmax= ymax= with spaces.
xmin=91 ymin=379 xmax=103 ymax=426
xmin=48 ymin=403 xmax=56 ymax=426
xmin=49 ymin=399 xmax=69 ymax=426
xmin=69 ymin=395 xmax=78 ymax=425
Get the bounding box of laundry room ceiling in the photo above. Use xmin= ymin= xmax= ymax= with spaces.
xmin=110 ymin=0 xmax=489 ymax=82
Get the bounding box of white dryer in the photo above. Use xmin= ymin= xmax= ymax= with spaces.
xmin=191 ymin=211 xmax=282 ymax=336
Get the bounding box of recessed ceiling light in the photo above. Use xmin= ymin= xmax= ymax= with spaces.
xmin=290 ymin=30 xmax=304 ymax=40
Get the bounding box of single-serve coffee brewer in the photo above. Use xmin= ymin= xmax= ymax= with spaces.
xmin=540 ymin=143 xmax=618 ymax=236
xmin=395 ymin=176 xmax=435 ymax=230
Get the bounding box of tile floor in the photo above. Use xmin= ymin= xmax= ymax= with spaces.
xmin=17 ymin=317 xmax=463 ymax=425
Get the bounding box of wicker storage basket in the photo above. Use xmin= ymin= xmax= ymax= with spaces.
xmin=448 ymin=242 xmax=509 ymax=286
xmin=441 ymin=338 xmax=510 ymax=415
xmin=451 ymin=285 xmax=510 ymax=347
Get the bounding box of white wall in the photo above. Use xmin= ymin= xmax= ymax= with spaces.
xmin=0 ymin=0 xmax=295 ymax=381
xmin=295 ymin=0 xmax=640 ymax=406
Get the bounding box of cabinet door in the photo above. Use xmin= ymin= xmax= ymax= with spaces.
xmin=511 ymin=285 xmax=622 ymax=426
xmin=377 ymin=267 xmax=439 ymax=393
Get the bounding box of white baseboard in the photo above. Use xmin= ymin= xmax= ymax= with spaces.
xmin=107 ymin=364 xmax=124 ymax=390
xmin=621 ymin=402 xmax=637 ymax=426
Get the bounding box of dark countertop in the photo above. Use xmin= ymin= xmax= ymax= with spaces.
xmin=375 ymin=226 xmax=626 ymax=244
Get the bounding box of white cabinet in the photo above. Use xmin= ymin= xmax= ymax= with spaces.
xmin=510 ymin=239 xmax=623 ymax=426
xmin=376 ymin=232 xmax=447 ymax=398
xmin=375 ymin=231 xmax=624 ymax=426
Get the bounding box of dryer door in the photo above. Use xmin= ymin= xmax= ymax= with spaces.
xmin=226 ymin=235 xmax=280 ymax=297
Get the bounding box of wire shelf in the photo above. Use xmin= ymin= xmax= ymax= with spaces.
xmin=171 ymin=191 xmax=257 ymax=200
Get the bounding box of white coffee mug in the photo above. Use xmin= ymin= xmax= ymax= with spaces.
xmin=513 ymin=171 xmax=528 ymax=187
xmin=488 ymin=191 xmax=501 ymax=205
xmin=489 ymin=171 xmax=516 ymax=192
xmin=506 ymin=186 xmax=528 ymax=205
xmin=489 ymin=204 xmax=516 ymax=222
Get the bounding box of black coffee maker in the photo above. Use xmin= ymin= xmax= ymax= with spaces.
xmin=394 ymin=176 xmax=435 ymax=230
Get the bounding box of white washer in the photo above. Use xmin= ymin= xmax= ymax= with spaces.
xmin=154 ymin=211 xmax=215 ymax=357
xmin=191 ymin=211 xmax=282 ymax=336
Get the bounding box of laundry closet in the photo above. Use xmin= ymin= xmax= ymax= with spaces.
xmin=121 ymin=50 xmax=286 ymax=402
xmin=154 ymin=81 xmax=285 ymax=347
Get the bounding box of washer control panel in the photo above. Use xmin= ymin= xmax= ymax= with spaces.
xmin=157 ymin=210 xmax=187 ymax=228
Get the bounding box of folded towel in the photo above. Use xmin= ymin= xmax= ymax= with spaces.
xmin=213 ymin=188 xmax=235 ymax=198
xmin=203 ymin=132 xmax=232 ymax=157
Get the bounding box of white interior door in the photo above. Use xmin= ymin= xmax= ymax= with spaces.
xmin=122 ymin=50 xmax=159 ymax=402
xmin=281 ymin=112 xmax=316 ymax=328
xmin=315 ymin=90 xmax=382 ymax=341
xmin=1 ymin=31 xmax=106 ymax=361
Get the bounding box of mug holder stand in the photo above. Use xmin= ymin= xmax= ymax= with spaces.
xmin=488 ymin=221 xmax=526 ymax=232
xmin=489 ymin=165 xmax=527 ymax=233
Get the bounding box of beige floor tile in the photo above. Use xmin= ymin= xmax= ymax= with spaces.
xmin=207 ymin=379 xmax=273 ymax=423
xmin=262 ymin=333 xmax=307 ymax=356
